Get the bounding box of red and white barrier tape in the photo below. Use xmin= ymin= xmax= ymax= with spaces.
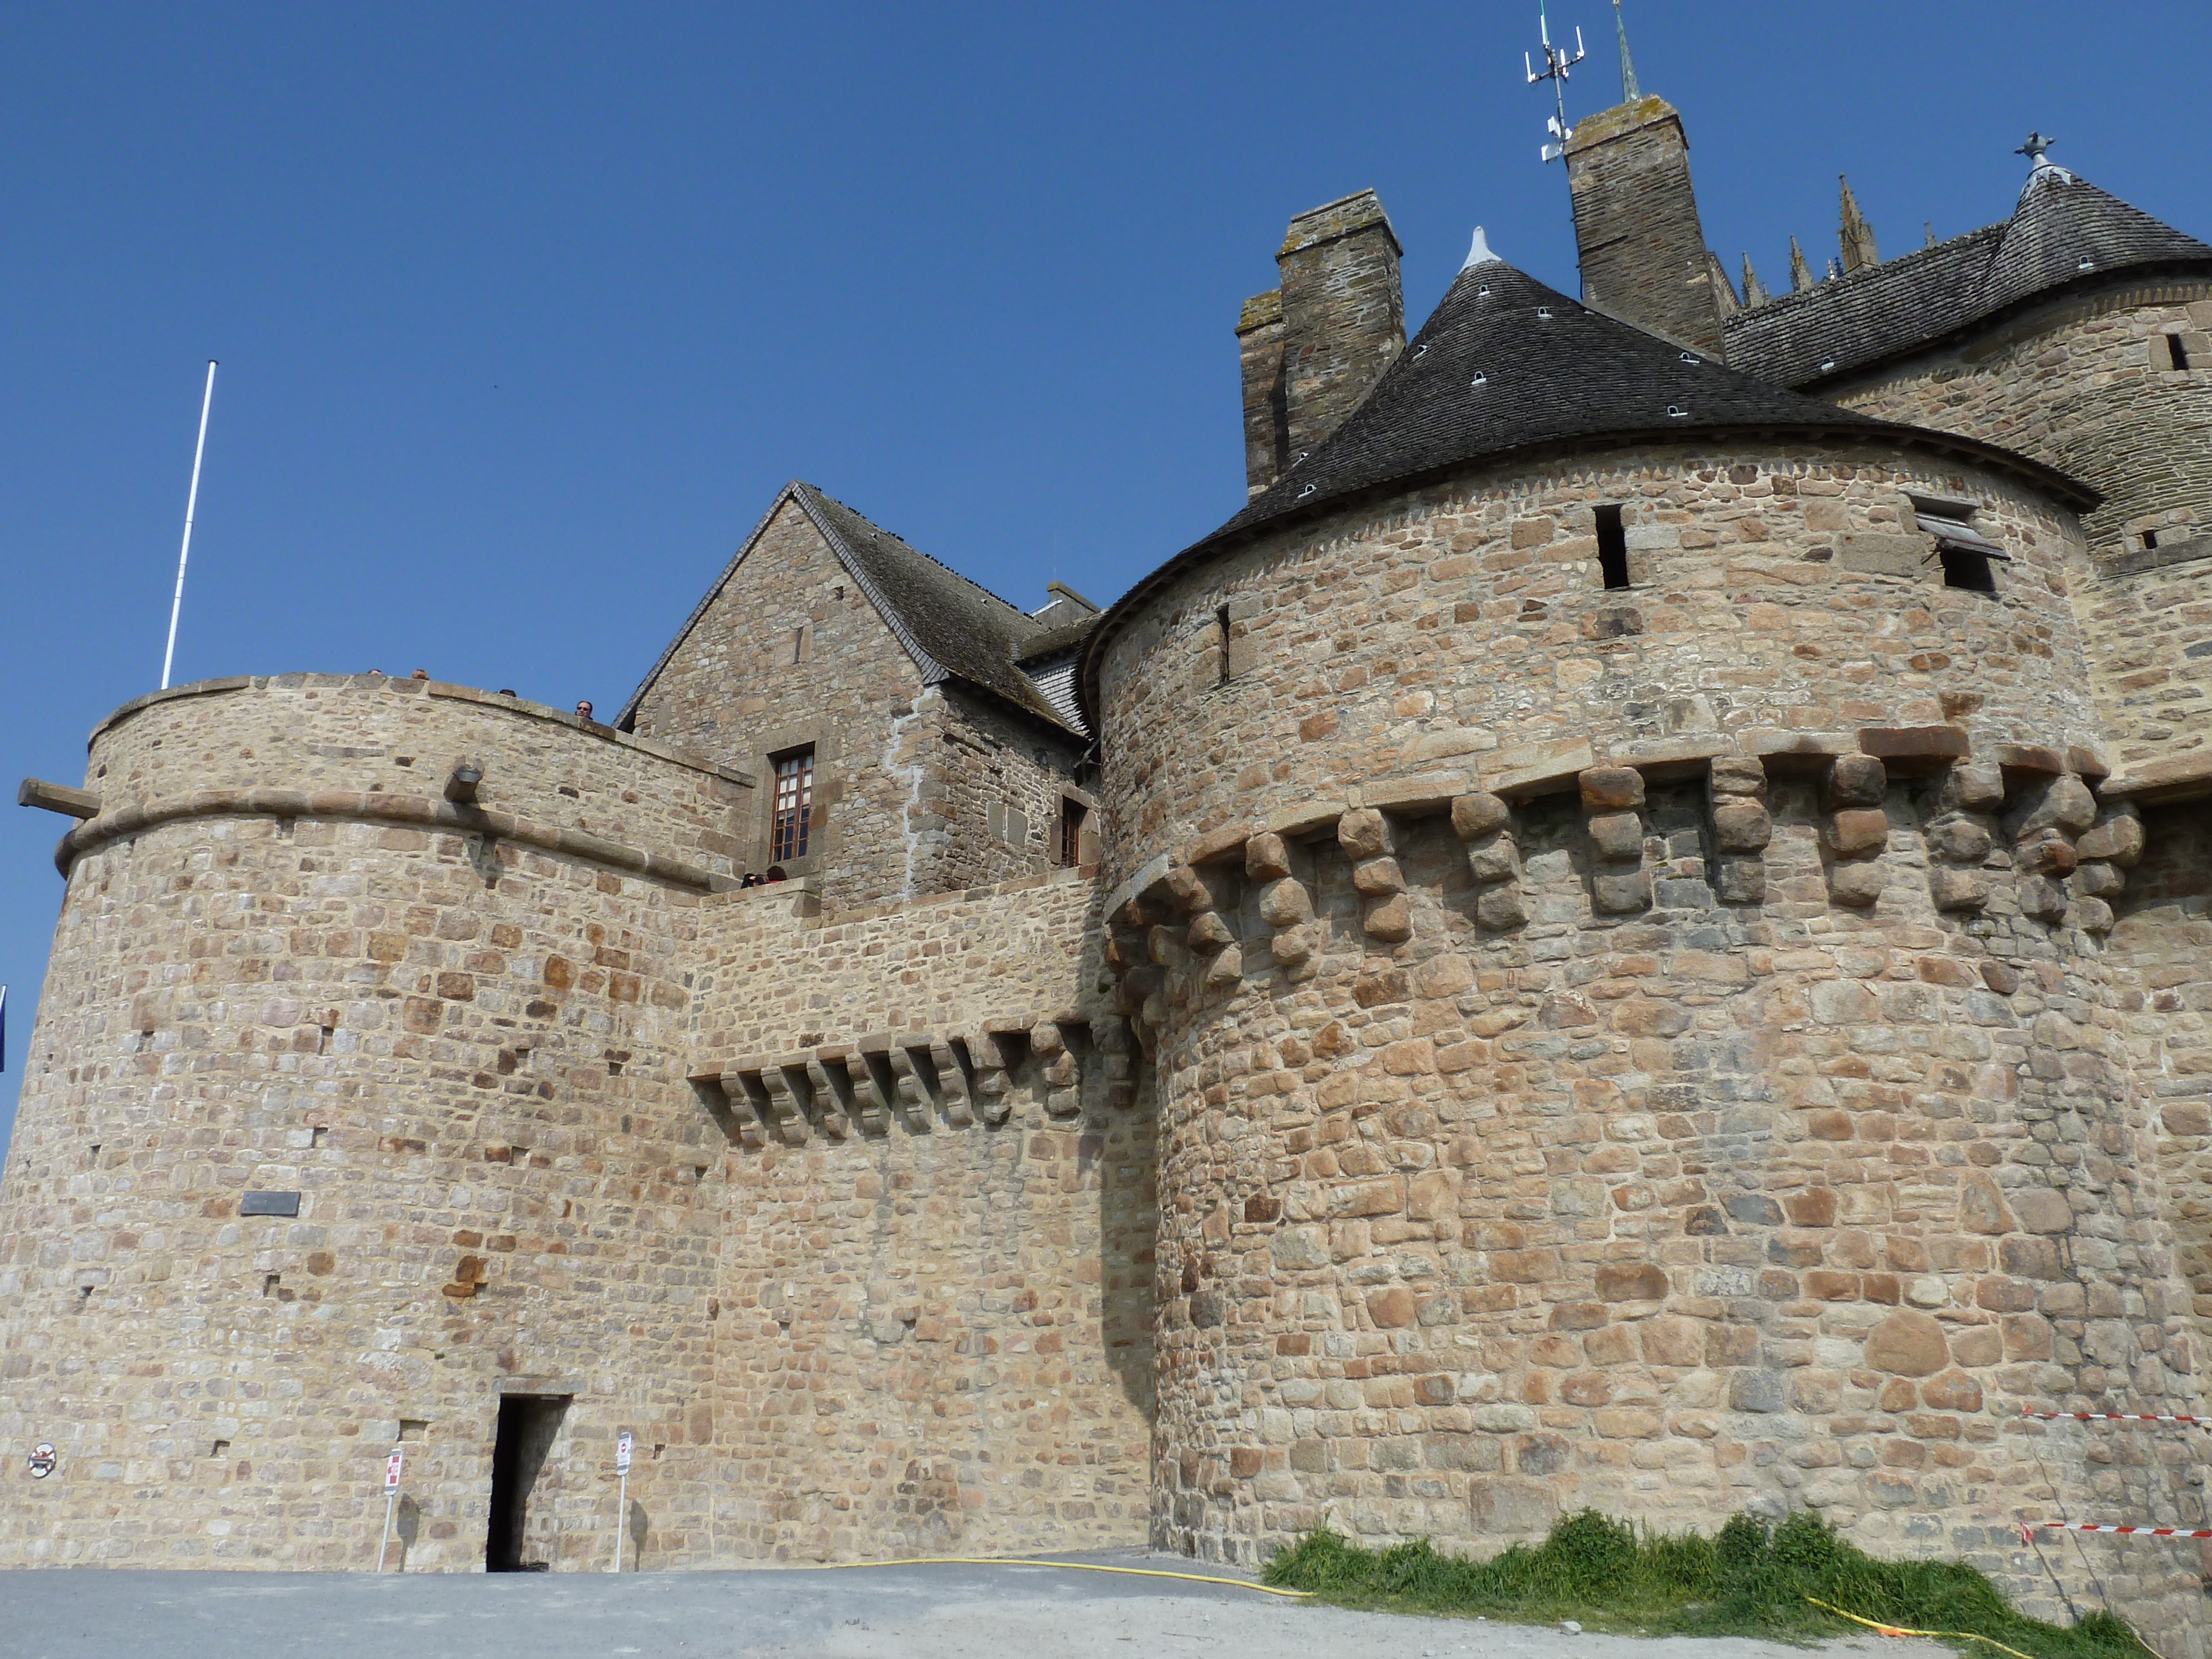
xmin=2018 ymin=1408 xmax=2208 ymax=1425
xmin=2023 ymin=1521 xmax=2212 ymax=1541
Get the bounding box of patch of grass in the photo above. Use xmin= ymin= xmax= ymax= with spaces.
xmin=1261 ymin=1510 xmax=2149 ymax=1658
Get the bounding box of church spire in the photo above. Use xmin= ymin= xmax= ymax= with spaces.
xmin=1741 ymin=252 xmax=1769 ymax=307
xmin=1613 ymin=0 xmax=1640 ymax=101
xmin=1789 ymin=235 xmax=1814 ymax=293
xmin=1839 ymin=175 xmax=1878 ymax=273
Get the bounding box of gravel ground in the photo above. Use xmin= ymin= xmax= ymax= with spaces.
xmin=0 ymin=1553 xmax=1952 ymax=1659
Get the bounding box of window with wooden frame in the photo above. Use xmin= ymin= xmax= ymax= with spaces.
xmin=1058 ymin=798 xmax=1088 ymax=868
xmin=770 ymin=748 xmax=813 ymax=862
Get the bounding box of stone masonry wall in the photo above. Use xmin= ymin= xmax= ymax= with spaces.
xmin=2116 ymin=806 xmax=2212 ymax=1368
xmin=1830 ymin=285 xmax=2212 ymax=561
xmin=929 ymin=690 xmax=1091 ymax=894
xmin=0 ymin=687 xmax=730 ymax=1569
xmin=682 ymin=871 xmax=1154 ymax=1561
xmin=0 ymin=684 xmax=1151 ymax=1572
xmin=623 ymin=497 xmax=1081 ymax=907
xmin=2070 ymin=552 xmax=2212 ymax=794
xmin=84 ymin=675 xmax=753 ymax=879
xmin=1096 ymin=441 xmax=2101 ymax=886
xmin=1090 ymin=442 xmax=2211 ymax=1652
xmin=1827 ymin=287 xmax=2212 ymax=792
xmin=625 ymin=498 xmax=932 ymax=902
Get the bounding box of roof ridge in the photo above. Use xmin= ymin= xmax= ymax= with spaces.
xmin=795 ymin=483 xmax=1040 ymax=628
xmin=1726 ymin=222 xmax=2006 ymax=326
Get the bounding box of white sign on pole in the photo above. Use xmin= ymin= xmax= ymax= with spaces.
xmin=611 ymin=1431 xmax=634 ymax=1572
xmin=377 ymin=1446 xmax=404 ymax=1572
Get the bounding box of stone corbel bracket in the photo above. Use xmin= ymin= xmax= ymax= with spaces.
xmin=2003 ymin=767 xmax=2101 ymax=928
xmin=1579 ymin=766 xmax=1651 ymax=914
xmin=1451 ymin=791 xmax=1526 ymax=929
xmin=1923 ymin=760 xmax=2004 ymax=914
xmin=1245 ymin=832 xmax=1318 ymax=978
xmin=694 ymin=1013 xmax=1122 ymax=1149
xmin=2073 ymin=802 xmax=2143 ymax=933
xmin=1337 ymin=808 xmax=1410 ymax=945
xmin=1706 ymin=758 xmax=1771 ymax=904
xmin=1820 ymin=754 xmax=1889 ymax=907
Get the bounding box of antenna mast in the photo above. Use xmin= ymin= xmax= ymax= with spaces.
xmin=1526 ymin=6 xmax=1586 ymax=168
xmin=160 ymin=360 xmax=218 ymax=692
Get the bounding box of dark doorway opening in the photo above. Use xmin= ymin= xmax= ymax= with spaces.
xmin=486 ymin=1394 xmax=568 ymax=1571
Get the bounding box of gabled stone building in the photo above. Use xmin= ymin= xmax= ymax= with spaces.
xmin=4 ymin=65 xmax=2210 ymax=1653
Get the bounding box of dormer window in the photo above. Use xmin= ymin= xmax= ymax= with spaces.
xmin=1911 ymin=495 xmax=2006 ymax=593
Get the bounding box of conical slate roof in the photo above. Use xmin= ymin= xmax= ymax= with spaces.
xmin=1080 ymin=242 xmax=2093 ymax=723
xmin=1725 ymin=170 xmax=2212 ymax=388
xmin=1210 ymin=244 xmax=2079 ymax=548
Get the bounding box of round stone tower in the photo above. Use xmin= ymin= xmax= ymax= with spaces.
xmin=0 ymin=674 xmax=748 ymax=1569
xmin=1084 ymin=247 xmax=2210 ymax=1644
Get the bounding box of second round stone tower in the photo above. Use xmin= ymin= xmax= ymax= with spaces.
xmin=1083 ymin=237 xmax=2205 ymax=1632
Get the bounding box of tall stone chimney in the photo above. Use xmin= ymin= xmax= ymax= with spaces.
xmin=1564 ymin=95 xmax=1727 ymax=353
xmin=1237 ymin=189 xmax=1405 ymax=496
xmin=1236 ymin=290 xmax=1288 ymax=499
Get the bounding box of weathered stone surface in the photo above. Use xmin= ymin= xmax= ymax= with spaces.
xmin=1586 ymin=811 xmax=1645 ymax=862
xmin=1337 ymin=808 xmax=1390 ymax=862
xmin=1865 ymin=1312 xmax=1950 ymax=1378
xmin=1712 ymin=801 xmax=1772 ymax=853
xmin=1578 ymin=766 xmax=1646 ymax=812
xmin=1245 ymin=832 xmax=1291 ymax=881
xmin=1826 ymin=808 xmax=1890 ymax=855
xmin=1823 ymin=754 xmax=1887 ymax=808
xmin=1451 ymin=792 xmax=1511 ymax=839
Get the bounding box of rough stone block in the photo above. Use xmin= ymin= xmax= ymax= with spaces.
xmin=1714 ymin=857 xmax=1765 ymax=905
xmin=1475 ymin=885 xmax=1528 ymax=931
xmin=1258 ymin=877 xmax=1312 ymax=928
xmin=1586 ymin=811 xmax=1644 ymax=862
xmin=1592 ymin=869 xmax=1651 ymax=914
xmin=1826 ymin=808 xmax=1889 ymax=855
xmin=1451 ymin=792 xmax=1511 ymax=840
xmin=1707 ymin=755 xmax=1767 ymax=799
xmin=1363 ymin=894 xmax=1412 ymax=942
xmin=1351 ymin=857 xmax=1405 ymax=897
xmin=1712 ymin=801 xmax=1772 ymax=853
xmin=1337 ymin=808 xmax=1390 ymax=862
xmin=1579 ymin=766 xmax=1646 ymax=812
xmin=1826 ymin=860 xmax=1886 ymax=907
xmin=1823 ymin=754 xmax=1887 ymax=808
xmin=1245 ymin=832 xmax=1291 ymax=881
xmin=1927 ymin=868 xmax=1989 ymax=912
xmin=1466 ymin=835 xmax=1519 ymax=884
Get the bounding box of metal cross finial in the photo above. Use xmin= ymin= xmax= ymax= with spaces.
xmin=2016 ymin=131 xmax=2056 ymax=166
xmin=1613 ymin=0 xmax=1639 ymax=101
xmin=1526 ymin=6 xmax=1587 ymax=165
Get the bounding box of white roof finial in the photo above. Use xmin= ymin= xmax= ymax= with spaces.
xmin=1463 ymin=226 xmax=1500 ymax=270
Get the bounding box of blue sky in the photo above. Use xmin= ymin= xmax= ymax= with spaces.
xmin=4 ymin=1 xmax=2208 ymax=1145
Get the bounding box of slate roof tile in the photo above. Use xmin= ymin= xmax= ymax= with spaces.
xmin=1724 ymin=172 xmax=2212 ymax=388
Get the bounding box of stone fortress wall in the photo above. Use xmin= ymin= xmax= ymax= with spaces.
xmin=0 ymin=677 xmax=1151 ymax=1570
xmin=1088 ymin=438 xmax=2211 ymax=1642
xmin=1825 ymin=283 xmax=2212 ymax=792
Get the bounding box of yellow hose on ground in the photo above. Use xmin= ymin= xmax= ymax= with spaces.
xmin=1804 ymin=1595 xmax=2039 ymax=1658
xmin=812 ymin=1556 xmax=1314 ymax=1598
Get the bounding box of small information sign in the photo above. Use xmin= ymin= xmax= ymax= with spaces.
xmin=615 ymin=1432 xmax=633 ymax=1475
xmin=384 ymin=1448 xmax=404 ymax=1494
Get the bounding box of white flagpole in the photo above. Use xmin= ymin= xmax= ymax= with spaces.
xmin=160 ymin=361 xmax=220 ymax=691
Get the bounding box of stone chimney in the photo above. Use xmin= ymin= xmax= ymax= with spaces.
xmin=1564 ymin=95 xmax=1725 ymax=353
xmin=1238 ymin=189 xmax=1405 ymax=496
xmin=1236 ymin=290 xmax=1288 ymax=499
